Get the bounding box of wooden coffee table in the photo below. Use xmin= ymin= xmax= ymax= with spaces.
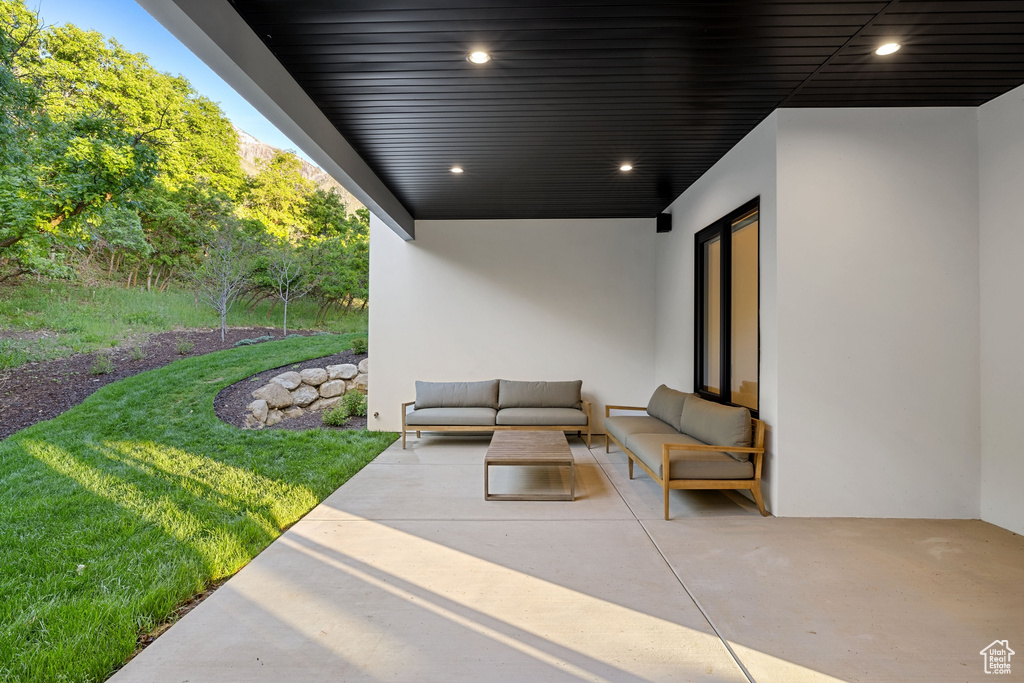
xmin=484 ymin=430 xmax=575 ymax=501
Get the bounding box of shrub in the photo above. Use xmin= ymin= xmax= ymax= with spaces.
xmin=351 ymin=337 xmax=368 ymax=354
xmin=176 ymin=339 xmax=195 ymax=355
xmin=90 ymin=353 xmax=114 ymax=375
xmin=322 ymin=403 xmax=350 ymax=427
xmin=233 ymin=335 xmax=275 ymax=347
xmin=342 ymin=390 xmax=367 ymax=417
xmin=130 ymin=346 xmax=145 ymax=362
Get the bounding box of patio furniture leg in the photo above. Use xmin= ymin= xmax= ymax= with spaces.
xmin=416 ymin=430 xmax=421 ymax=437
xmin=752 ymin=482 xmax=769 ymax=516
xmin=605 ymin=435 xmax=609 ymax=453
xmin=627 ymin=456 xmax=633 ymax=479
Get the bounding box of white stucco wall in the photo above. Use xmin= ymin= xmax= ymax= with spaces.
xmin=368 ymin=217 xmax=657 ymax=433
xmin=656 ymin=114 xmax=779 ymax=512
xmin=775 ymin=108 xmax=981 ymax=518
xmin=979 ymin=84 xmax=1024 ymax=535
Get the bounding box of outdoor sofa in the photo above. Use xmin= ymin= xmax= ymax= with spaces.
xmin=402 ymin=379 xmax=592 ymax=449
xmin=605 ymin=385 xmax=767 ymax=519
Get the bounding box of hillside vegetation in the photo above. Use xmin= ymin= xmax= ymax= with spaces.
xmin=0 ymin=0 xmax=368 ymax=352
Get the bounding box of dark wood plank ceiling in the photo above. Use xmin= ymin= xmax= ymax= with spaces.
xmin=230 ymin=0 xmax=1024 ymax=220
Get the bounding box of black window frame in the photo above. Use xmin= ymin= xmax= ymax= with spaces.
xmin=693 ymin=197 xmax=760 ymax=417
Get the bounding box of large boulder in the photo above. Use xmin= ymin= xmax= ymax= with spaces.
xmin=247 ymin=399 xmax=269 ymax=423
xmin=244 ymin=414 xmax=264 ymax=430
xmin=300 ymin=368 xmax=328 ymax=386
xmin=265 ymin=410 xmax=284 ymax=426
xmin=291 ymin=385 xmax=320 ymax=407
xmin=327 ymin=363 xmax=358 ymax=380
xmin=252 ymin=383 xmax=294 ymax=409
xmin=270 ymin=371 xmax=302 ymax=390
xmin=319 ymin=379 xmax=345 ymax=398
xmin=308 ymin=396 xmax=341 ymax=413
xmin=349 ymin=373 xmax=368 ymax=393
xmin=357 ymin=358 xmax=369 ymax=375
xmin=283 ymin=406 xmax=304 ymax=419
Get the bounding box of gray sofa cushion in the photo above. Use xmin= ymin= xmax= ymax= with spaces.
xmin=495 ymin=407 xmax=588 ymax=426
xmin=415 ymin=380 xmax=499 ymax=410
xmin=628 ymin=432 xmax=754 ymax=480
xmin=678 ymin=395 xmax=751 ymax=460
xmin=605 ymin=415 xmax=679 ymax=447
xmin=646 ymin=384 xmax=689 ymax=431
xmin=405 ymin=407 xmax=497 ymax=426
xmin=498 ymin=380 xmax=582 ymax=409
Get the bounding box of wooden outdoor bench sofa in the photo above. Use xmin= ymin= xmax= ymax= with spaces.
xmin=401 ymin=379 xmax=592 ymax=449
xmin=605 ymin=385 xmax=767 ymax=519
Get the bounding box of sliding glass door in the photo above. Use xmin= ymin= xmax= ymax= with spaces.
xmin=695 ymin=199 xmax=759 ymax=413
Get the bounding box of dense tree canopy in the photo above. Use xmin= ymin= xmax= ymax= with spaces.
xmin=0 ymin=0 xmax=371 ymax=319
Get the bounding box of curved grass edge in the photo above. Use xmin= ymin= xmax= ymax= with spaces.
xmin=0 ymin=333 xmax=396 ymax=682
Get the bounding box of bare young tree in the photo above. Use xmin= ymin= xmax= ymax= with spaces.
xmin=188 ymin=227 xmax=253 ymax=342
xmin=268 ymin=246 xmax=314 ymax=336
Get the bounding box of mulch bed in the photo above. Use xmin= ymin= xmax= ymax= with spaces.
xmin=0 ymin=327 xmax=362 ymax=441
xmin=213 ymin=349 xmax=368 ymax=431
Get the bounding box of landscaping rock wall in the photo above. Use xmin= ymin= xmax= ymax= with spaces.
xmin=245 ymin=359 xmax=368 ymax=429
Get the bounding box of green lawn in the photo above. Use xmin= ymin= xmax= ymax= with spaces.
xmin=0 ymin=333 xmax=395 ymax=682
xmin=0 ymin=280 xmax=367 ymax=369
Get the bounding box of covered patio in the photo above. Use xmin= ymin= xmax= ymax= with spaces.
xmin=112 ymin=435 xmax=1024 ymax=682
xmin=126 ymin=1 xmax=1024 ymax=679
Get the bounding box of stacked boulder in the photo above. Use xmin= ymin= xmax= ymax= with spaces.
xmin=245 ymin=359 xmax=368 ymax=429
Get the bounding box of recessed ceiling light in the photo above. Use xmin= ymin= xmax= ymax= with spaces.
xmin=875 ymin=42 xmax=900 ymax=56
xmin=619 ymin=164 xmax=633 ymax=172
xmin=467 ymin=51 xmax=490 ymax=64
xmin=450 ymin=166 xmax=464 ymax=174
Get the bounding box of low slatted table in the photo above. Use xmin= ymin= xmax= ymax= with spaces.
xmin=484 ymin=430 xmax=575 ymax=501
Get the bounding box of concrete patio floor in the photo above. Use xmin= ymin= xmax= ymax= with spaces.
xmin=112 ymin=435 xmax=1024 ymax=682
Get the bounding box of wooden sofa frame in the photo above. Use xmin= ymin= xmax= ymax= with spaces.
xmin=604 ymin=405 xmax=767 ymax=519
xmin=401 ymin=400 xmax=593 ymax=449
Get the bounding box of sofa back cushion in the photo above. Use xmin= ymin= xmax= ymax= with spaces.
xmin=498 ymin=380 xmax=582 ymax=409
xmin=679 ymin=395 xmax=751 ymax=460
xmin=415 ymin=380 xmax=499 ymax=409
xmin=646 ymin=384 xmax=689 ymax=431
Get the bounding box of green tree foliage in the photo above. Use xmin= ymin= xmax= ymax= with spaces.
xmin=241 ymin=152 xmax=316 ymax=242
xmin=304 ymin=187 xmax=351 ymax=239
xmin=307 ymin=208 xmax=370 ymax=322
xmin=1 ymin=0 xmax=370 ymax=328
xmin=28 ymin=21 xmax=243 ymax=197
xmin=0 ymin=0 xmax=158 ymax=279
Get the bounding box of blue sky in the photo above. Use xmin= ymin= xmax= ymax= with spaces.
xmin=36 ymin=0 xmax=315 ymax=164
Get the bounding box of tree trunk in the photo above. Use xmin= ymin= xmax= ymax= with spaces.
xmin=282 ymin=300 xmax=288 ymax=336
xmin=159 ymin=268 xmax=175 ymax=293
xmin=128 ymin=266 xmax=139 ymax=288
xmin=146 ymin=263 xmax=154 ymax=291
xmin=359 ymin=299 xmax=367 ymax=312
xmin=108 ymin=251 xmax=117 ymax=277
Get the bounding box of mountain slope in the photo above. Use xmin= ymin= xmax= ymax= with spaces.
xmin=235 ymin=127 xmax=365 ymax=214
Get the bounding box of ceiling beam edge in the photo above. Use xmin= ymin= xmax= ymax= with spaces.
xmin=135 ymin=0 xmax=415 ymax=240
